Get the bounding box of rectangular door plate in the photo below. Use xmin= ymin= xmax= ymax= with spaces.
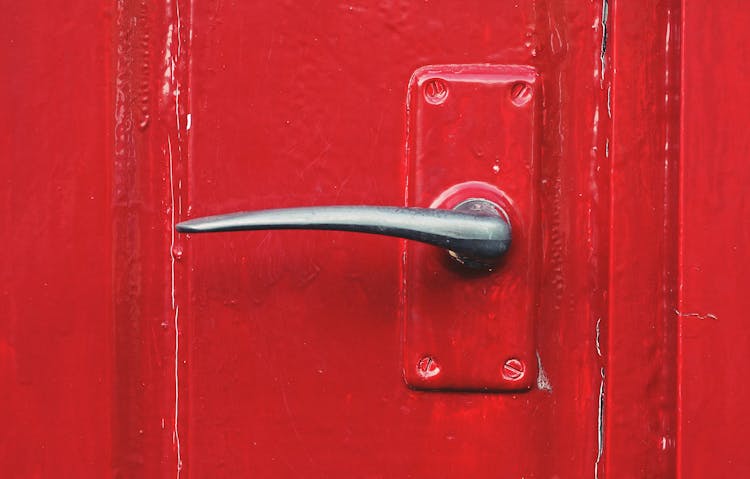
xmin=402 ymin=65 xmax=540 ymax=391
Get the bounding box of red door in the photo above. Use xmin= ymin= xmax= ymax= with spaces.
xmin=2 ymin=1 xmax=749 ymax=478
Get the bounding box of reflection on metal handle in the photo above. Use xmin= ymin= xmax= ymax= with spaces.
xmin=176 ymin=201 xmax=511 ymax=265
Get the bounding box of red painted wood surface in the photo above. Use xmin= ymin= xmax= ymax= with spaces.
xmin=182 ymin=2 xmax=606 ymax=477
xmin=605 ymin=0 xmax=681 ymax=476
xmin=0 ymin=2 xmax=113 ymax=477
xmin=2 ymin=0 xmax=748 ymax=478
xmin=679 ymin=0 xmax=750 ymax=476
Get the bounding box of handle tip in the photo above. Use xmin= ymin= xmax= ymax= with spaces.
xmin=175 ymin=220 xmax=201 ymax=233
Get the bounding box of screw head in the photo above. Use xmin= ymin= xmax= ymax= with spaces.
xmin=416 ymin=356 xmax=441 ymax=378
xmin=501 ymin=358 xmax=526 ymax=381
xmin=509 ymin=81 xmax=533 ymax=106
xmin=423 ymin=78 xmax=449 ymax=105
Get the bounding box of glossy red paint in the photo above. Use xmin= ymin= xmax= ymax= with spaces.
xmin=679 ymin=0 xmax=750 ymax=476
xmin=3 ymin=0 xmax=749 ymax=477
xmin=0 ymin=1 xmax=112 ymax=477
xmin=604 ymin=0 xmax=681 ymax=476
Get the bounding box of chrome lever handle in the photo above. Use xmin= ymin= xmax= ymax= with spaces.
xmin=176 ymin=199 xmax=511 ymax=267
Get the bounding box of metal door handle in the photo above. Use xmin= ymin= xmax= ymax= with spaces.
xmin=176 ymin=199 xmax=511 ymax=267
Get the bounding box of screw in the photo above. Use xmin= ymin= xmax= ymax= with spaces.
xmin=509 ymin=82 xmax=533 ymax=106
xmin=423 ymin=78 xmax=448 ymax=105
xmin=416 ymin=356 xmax=441 ymax=378
xmin=502 ymin=358 xmax=526 ymax=381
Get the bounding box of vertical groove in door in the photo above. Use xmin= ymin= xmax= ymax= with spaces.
xmin=605 ymin=0 xmax=681 ymax=477
xmin=111 ymin=0 xmax=192 ymax=477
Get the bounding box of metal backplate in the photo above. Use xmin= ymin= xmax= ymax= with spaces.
xmin=403 ymin=65 xmax=540 ymax=391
